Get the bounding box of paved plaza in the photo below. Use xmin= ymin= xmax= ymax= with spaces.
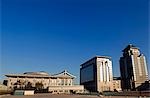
xmin=1 ymin=94 xmax=147 ymax=98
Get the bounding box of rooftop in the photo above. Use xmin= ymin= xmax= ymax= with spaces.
xmin=95 ymin=56 xmax=111 ymax=59
xmin=5 ymin=70 xmax=75 ymax=79
xmin=123 ymin=44 xmax=139 ymax=52
xmin=24 ymin=71 xmax=49 ymax=75
xmin=80 ymin=56 xmax=111 ymax=66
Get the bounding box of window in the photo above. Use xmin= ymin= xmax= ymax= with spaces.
xmin=105 ymin=61 xmax=108 ymax=65
xmin=59 ymin=90 xmax=63 ymax=92
xmin=65 ymin=90 xmax=68 ymax=92
xmin=61 ymin=80 xmax=64 ymax=85
xmin=79 ymin=90 xmax=82 ymax=92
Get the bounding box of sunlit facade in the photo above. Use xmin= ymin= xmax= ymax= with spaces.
xmin=80 ymin=56 xmax=113 ymax=92
xmin=4 ymin=70 xmax=84 ymax=94
xmin=120 ymin=44 xmax=148 ymax=91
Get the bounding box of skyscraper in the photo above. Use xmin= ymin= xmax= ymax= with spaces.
xmin=120 ymin=44 xmax=148 ymax=91
xmin=80 ymin=56 xmax=113 ymax=92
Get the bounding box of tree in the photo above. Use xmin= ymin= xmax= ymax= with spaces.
xmin=25 ymin=82 xmax=33 ymax=89
xmin=14 ymin=80 xmax=25 ymax=90
xmin=35 ymin=82 xmax=44 ymax=90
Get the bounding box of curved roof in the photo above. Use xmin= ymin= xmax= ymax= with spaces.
xmin=52 ymin=70 xmax=76 ymax=78
xmin=5 ymin=70 xmax=76 ymax=79
xmin=23 ymin=71 xmax=49 ymax=75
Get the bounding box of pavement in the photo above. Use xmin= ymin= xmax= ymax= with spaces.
xmin=0 ymin=94 xmax=148 ymax=98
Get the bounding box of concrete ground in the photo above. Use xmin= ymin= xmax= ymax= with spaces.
xmin=1 ymin=94 xmax=147 ymax=98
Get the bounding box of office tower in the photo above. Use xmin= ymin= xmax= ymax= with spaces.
xmin=80 ymin=56 xmax=113 ymax=92
xmin=120 ymin=44 xmax=148 ymax=91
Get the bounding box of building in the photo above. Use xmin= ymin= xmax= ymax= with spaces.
xmin=80 ymin=56 xmax=113 ymax=92
xmin=4 ymin=70 xmax=84 ymax=94
xmin=112 ymin=77 xmax=122 ymax=92
xmin=136 ymin=80 xmax=150 ymax=91
xmin=0 ymin=83 xmax=8 ymax=91
xmin=120 ymin=44 xmax=148 ymax=91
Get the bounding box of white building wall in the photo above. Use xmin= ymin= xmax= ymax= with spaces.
xmin=100 ymin=63 xmax=103 ymax=82
xmin=108 ymin=60 xmax=113 ymax=81
xmin=6 ymin=77 xmax=74 ymax=90
xmin=143 ymin=56 xmax=148 ymax=76
xmin=137 ymin=57 xmax=142 ymax=76
xmin=97 ymin=57 xmax=113 ymax=92
xmin=131 ymin=55 xmax=136 ymax=81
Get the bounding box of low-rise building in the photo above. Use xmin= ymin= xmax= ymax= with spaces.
xmin=48 ymin=85 xmax=84 ymax=94
xmin=112 ymin=77 xmax=122 ymax=92
xmin=0 ymin=83 xmax=8 ymax=91
xmin=4 ymin=70 xmax=84 ymax=94
xmin=136 ymin=80 xmax=150 ymax=91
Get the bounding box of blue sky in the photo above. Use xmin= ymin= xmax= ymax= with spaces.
xmin=1 ymin=0 xmax=149 ymax=83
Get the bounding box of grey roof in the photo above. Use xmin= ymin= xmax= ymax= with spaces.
xmin=95 ymin=56 xmax=111 ymax=59
xmin=52 ymin=70 xmax=76 ymax=78
xmin=5 ymin=74 xmax=51 ymax=78
xmin=24 ymin=71 xmax=49 ymax=75
xmin=80 ymin=56 xmax=111 ymax=66
xmin=5 ymin=70 xmax=76 ymax=79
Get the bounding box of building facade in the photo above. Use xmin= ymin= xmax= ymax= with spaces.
xmin=112 ymin=77 xmax=122 ymax=92
xmin=80 ymin=56 xmax=113 ymax=92
xmin=120 ymin=44 xmax=148 ymax=91
xmin=0 ymin=83 xmax=8 ymax=91
xmin=4 ymin=70 xmax=84 ymax=94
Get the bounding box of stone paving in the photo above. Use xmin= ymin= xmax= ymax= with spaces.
xmin=1 ymin=94 xmax=146 ymax=98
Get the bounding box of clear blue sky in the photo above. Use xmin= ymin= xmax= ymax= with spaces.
xmin=1 ymin=0 xmax=149 ymax=83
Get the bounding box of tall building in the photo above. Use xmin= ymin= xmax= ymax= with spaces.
xmin=80 ymin=56 xmax=113 ymax=92
xmin=120 ymin=44 xmax=148 ymax=91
